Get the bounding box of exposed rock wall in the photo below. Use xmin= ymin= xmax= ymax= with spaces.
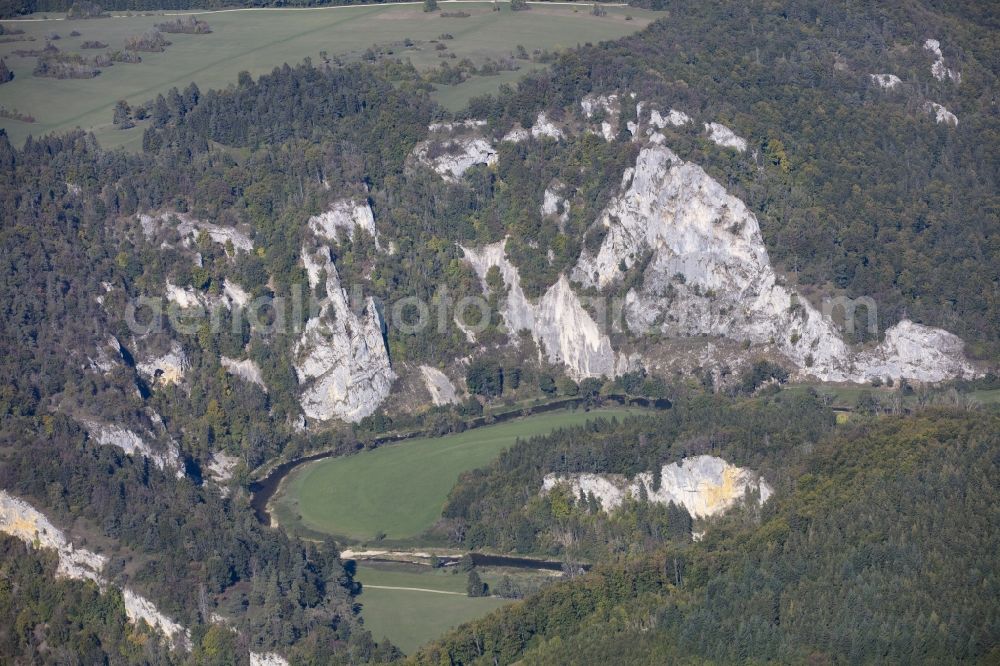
xmin=0 ymin=491 xmax=192 ymax=650
xmin=704 ymin=122 xmax=747 ymax=151
xmin=137 ymin=342 xmax=188 ymax=386
xmin=221 ymin=356 xmax=267 ymax=391
xmin=82 ymin=420 xmax=184 ymax=476
xmin=542 ymin=455 xmax=773 ymax=518
xmin=308 ymin=199 xmax=381 ymax=250
xmin=572 ymin=142 xmax=975 ymax=383
xmin=461 ymin=241 xmax=619 ymax=380
xmin=870 ymin=73 xmax=902 ymax=89
xmin=411 ymin=122 xmax=497 ymax=181
xmin=420 ymin=365 xmax=461 ymax=406
xmin=293 ymin=247 xmax=395 ymax=422
xmin=924 ymin=101 xmax=958 ymax=126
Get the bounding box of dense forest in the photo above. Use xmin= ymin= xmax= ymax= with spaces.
xmin=0 ymin=0 xmax=997 ymax=661
xmin=437 ymin=391 xmax=835 ymax=560
xmin=414 ymin=410 xmax=1000 ymax=665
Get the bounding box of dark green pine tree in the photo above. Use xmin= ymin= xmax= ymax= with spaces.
xmin=0 ymin=58 xmax=13 ymax=84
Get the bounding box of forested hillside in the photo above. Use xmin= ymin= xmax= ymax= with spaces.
xmin=0 ymin=0 xmax=997 ymax=661
xmin=414 ymin=410 xmax=1000 ymax=665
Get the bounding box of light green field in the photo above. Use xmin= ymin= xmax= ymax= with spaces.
xmin=0 ymin=2 xmax=656 ymax=148
xmin=274 ymin=407 xmax=637 ymax=542
xmin=355 ymin=563 xmax=509 ymax=654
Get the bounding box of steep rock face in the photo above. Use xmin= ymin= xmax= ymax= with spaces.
xmin=137 ymin=342 xmax=188 ymax=385
xmin=581 ymin=93 xmax=620 ymax=141
xmin=870 ymin=73 xmax=902 ymax=89
xmin=0 ymin=491 xmax=107 ymax=583
xmin=924 ymin=38 xmax=961 ymax=83
xmin=854 ymin=320 xmax=975 ymax=382
xmin=0 ymin=491 xmax=192 ymax=650
xmin=461 ymin=241 xmax=619 ymax=379
xmin=542 ymin=455 xmax=772 ymax=518
xmin=540 ymin=183 xmax=570 ymax=229
xmin=573 ymin=143 xmax=975 ymax=382
xmin=122 ymin=588 xmax=192 ymax=650
xmin=924 ymin=101 xmax=958 ymax=126
xmin=250 ymin=653 xmax=290 ymax=666
xmin=139 ymin=212 xmax=253 ymax=254
xmin=221 ymin=356 xmax=267 ymax=391
xmin=411 ymin=123 xmax=497 ymax=182
xmin=308 ymin=199 xmax=380 ymax=250
xmin=704 ymin=122 xmax=747 ymax=151
xmin=293 ymin=247 xmax=395 ymax=423
xmin=420 ymin=365 xmax=460 ymax=406
xmin=82 ymin=420 xmax=184 ymax=476
xmin=531 ymin=112 xmax=564 ymax=140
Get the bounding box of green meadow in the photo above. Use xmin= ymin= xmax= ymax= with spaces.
xmin=273 ymin=407 xmax=638 ymax=542
xmin=354 ymin=562 xmax=510 ymax=654
xmin=0 ymin=2 xmax=656 ymax=148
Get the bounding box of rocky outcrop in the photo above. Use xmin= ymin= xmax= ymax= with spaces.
xmin=411 ymin=122 xmax=497 ymax=182
xmin=420 ymin=365 xmax=461 ymax=406
xmin=704 ymin=122 xmax=747 ymax=151
xmin=0 ymin=491 xmax=192 ymax=650
xmin=250 ymin=653 xmax=290 ymax=666
xmin=646 ymin=106 xmax=691 ymax=128
xmin=221 ymin=356 xmax=267 ymax=391
xmin=308 ymin=199 xmax=381 ymax=250
xmin=461 ymin=241 xmax=619 ymax=380
xmin=853 ymin=320 xmax=975 ymax=383
xmin=924 ymin=38 xmax=960 ymax=83
xmin=542 ymin=455 xmax=772 ymax=518
xmin=0 ymin=490 xmax=107 ymax=583
xmin=122 ymin=587 xmax=192 ymax=650
xmin=206 ymin=451 xmax=240 ymax=495
xmin=572 ymin=142 xmax=975 ymax=383
xmin=540 ymin=183 xmax=570 ymax=228
xmin=137 ymin=342 xmax=188 ymax=386
xmin=293 ymin=247 xmax=395 ymax=423
xmin=870 ymin=73 xmax=902 ymax=89
xmin=924 ymin=101 xmax=958 ymax=126
xmin=531 ymin=112 xmax=564 ymax=141
xmin=581 ymin=93 xmax=620 ymax=141
xmin=139 ymin=212 xmax=253 ymax=254
xmin=82 ymin=420 xmax=184 ymax=476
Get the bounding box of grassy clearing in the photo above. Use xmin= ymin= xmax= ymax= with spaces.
xmin=0 ymin=3 xmax=655 ymax=147
xmin=355 ymin=562 xmax=509 ymax=654
xmin=274 ymin=407 xmax=639 ymax=542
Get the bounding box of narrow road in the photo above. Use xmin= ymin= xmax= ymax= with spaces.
xmin=362 ymin=584 xmax=466 ymax=596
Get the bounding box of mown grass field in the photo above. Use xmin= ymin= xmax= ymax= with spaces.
xmin=273 ymin=407 xmax=639 ymax=542
xmin=355 ymin=563 xmax=509 ymax=654
xmin=0 ymin=2 xmax=656 ymax=148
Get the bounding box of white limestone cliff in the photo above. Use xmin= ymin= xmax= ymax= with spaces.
xmin=542 ymin=455 xmax=772 ymax=518
xmin=82 ymin=420 xmax=184 ymax=476
xmin=0 ymin=491 xmax=192 ymax=650
xmin=924 ymin=101 xmax=958 ymax=126
xmin=541 ymin=184 xmax=570 ymax=228
xmin=137 ymin=343 xmax=188 ymax=386
xmin=221 ymin=356 xmax=267 ymax=391
xmin=139 ymin=212 xmax=253 ymax=254
xmin=581 ymin=93 xmax=621 ymax=141
xmin=572 ymin=142 xmax=975 ymax=383
xmin=704 ymin=122 xmax=747 ymax=152
xmin=411 ymin=122 xmax=497 ymax=182
xmin=870 ymin=73 xmax=902 ymax=89
xmin=531 ymin=112 xmax=564 ymax=140
xmin=293 ymin=247 xmax=395 ymax=423
xmin=250 ymin=653 xmax=290 ymax=666
xmin=420 ymin=365 xmax=461 ymax=406
xmin=924 ymin=38 xmax=961 ymax=83
xmin=308 ymin=199 xmax=381 ymax=250
xmin=461 ymin=241 xmax=619 ymax=380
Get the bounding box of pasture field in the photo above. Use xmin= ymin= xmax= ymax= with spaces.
xmin=0 ymin=2 xmax=656 ymax=148
xmin=355 ymin=562 xmax=510 ymax=654
xmin=273 ymin=407 xmax=639 ymax=542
